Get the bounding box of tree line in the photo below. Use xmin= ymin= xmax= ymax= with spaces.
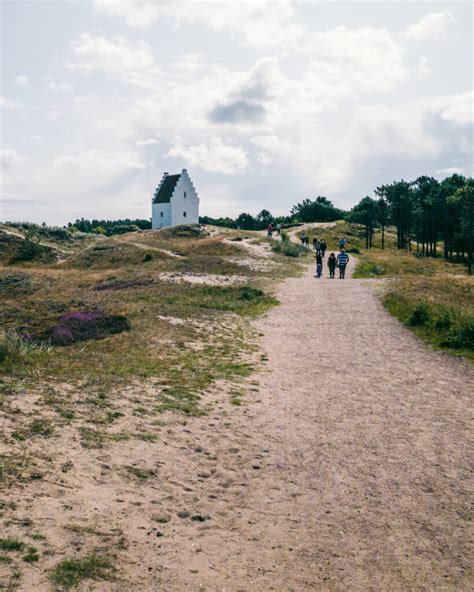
xmin=349 ymin=174 xmax=474 ymax=274
xmin=63 ymin=173 xmax=473 ymax=273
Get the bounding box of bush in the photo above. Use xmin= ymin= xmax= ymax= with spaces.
xmin=143 ymin=252 xmax=153 ymax=262
xmin=347 ymin=247 xmax=360 ymax=254
xmin=9 ymin=239 xmax=46 ymax=264
xmin=409 ymin=303 xmax=431 ymax=326
xmin=442 ymin=318 xmax=474 ymax=350
xmin=271 ymin=241 xmax=307 ymax=257
xmin=280 ymin=230 xmax=290 ymax=242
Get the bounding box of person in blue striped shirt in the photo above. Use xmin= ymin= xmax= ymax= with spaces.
xmin=336 ymin=249 xmax=350 ymax=279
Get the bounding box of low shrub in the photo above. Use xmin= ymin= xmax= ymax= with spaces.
xmin=143 ymin=252 xmax=153 ymax=262
xmin=409 ymin=303 xmax=431 ymax=326
xmin=347 ymin=247 xmax=360 ymax=254
xmin=271 ymin=241 xmax=307 ymax=257
xmin=353 ymin=260 xmax=384 ymax=277
xmin=442 ymin=318 xmax=474 ymax=350
xmin=41 ymin=310 xmax=130 ymax=346
xmin=9 ymin=238 xmax=49 ymax=264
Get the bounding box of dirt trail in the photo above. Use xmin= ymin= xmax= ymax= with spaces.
xmin=159 ymin=255 xmax=473 ymax=591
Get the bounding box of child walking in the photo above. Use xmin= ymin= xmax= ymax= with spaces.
xmin=327 ymin=252 xmax=336 ymax=278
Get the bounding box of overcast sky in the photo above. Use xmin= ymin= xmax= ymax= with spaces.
xmin=1 ymin=1 xmax=472 ymax=225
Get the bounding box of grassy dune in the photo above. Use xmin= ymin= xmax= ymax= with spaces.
xmin=0 ymin=224 xmax=309 ymax=589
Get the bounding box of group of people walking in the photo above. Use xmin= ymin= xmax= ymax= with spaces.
xmin=314 ymin=236 xmax=350 ymax=280
xmin=266 ymin=225 xmax=350 ymax=279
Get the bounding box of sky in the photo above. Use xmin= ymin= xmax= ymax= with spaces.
xmin=1 ymin=0 xmax=473 ymax=225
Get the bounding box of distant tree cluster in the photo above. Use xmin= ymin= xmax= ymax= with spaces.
xmin=348 ymin=174 xmax=474 ymax=273
xmin=200 ymin=197 xmax=344 ymax=230
xmin=69 ymin=218 xmax=152 ymax=235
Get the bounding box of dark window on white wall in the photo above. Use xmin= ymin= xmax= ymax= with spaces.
xmin=184 ymin=191 xmax=187 ymax=198
xmin=160 ymin=212 xmax=163 ymax=218
xmin=183 ymin=212 xmax=187 ymax=217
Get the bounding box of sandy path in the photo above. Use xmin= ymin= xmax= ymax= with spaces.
xmin=159 ymin=255 xmax=473 ymax=591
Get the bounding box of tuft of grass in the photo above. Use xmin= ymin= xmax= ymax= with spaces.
xmin=123 ymin=465 xmax=156 ymax=480
xmin=0 ymin=329 xmax=52 ymax=370
xmin=23 ymin=546 xmax=39 ymax=563
xmin=0 ymin=538 xmax=24 ymax=552
xmin=50 ymin=555 xmax=114 ymax=590
xmin=12 ymin=417 xmax=54 ymax=441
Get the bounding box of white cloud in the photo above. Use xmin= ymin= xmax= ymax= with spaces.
xmin=0 ymin=96 xmax=20 ymax=110
xmin=135 ymin=138 xmax=159 ymax=146
xmin=435 ymin=166 xmax=464 ymax=176
xmin=437 ymin=91 xmax=474 ymax=125
xmin=166 ymin=137 xmax=249 ymax=175
xmin=53 ymin=146 xmax=148 ymax=171
xmin=15 ymin=75 xmax=31 ymax=88
xmin=402 ymin=10 xmax=456 ymax=41
xmin=48 ymin=80 xmax=74 ymax=92
xmin=416 ymin=57 xmax=431 ymax=76
xmin=1 ymin=149 xmax=26 ymax=169
xmin=304 ymin=26 xmax=406 ymax=93
xmin=66 ymin=33 xmax=157 ymax=88
xmin=92 ymin=0 xmax=304 ymax=50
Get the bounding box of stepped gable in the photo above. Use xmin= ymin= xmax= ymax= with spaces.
xmin=153 ymin=174 xmax=181 ymax=204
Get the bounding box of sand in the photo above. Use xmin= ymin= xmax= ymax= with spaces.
xmin=3 ymin=253 xmax=473 ymax=591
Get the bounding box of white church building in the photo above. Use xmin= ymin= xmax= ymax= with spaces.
xmin=152 ymin=169 xmax=199 ymax=229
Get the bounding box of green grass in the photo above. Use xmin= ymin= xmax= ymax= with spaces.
xmin=0 ymin=538 xmax=24 ymax=552
xmin=23 ymin=546 xmax=39 ymax=563
xmin=50 ymin=555 xmax=114 ymax=589
xmin=271 ymin=240 xmax=309 ymax=258
xmin=123 ymin=465 xmax=156 ymax=480
xmin=384 ymin=291 xmax=474 ymax=359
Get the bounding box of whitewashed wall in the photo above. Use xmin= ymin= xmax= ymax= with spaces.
xmin=170 ymin=169 xmax=199 ymax=226
xmin=152 ymin=202 xmax=171 ymax=229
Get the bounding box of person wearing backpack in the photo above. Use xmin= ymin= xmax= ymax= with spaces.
xmin=320 ymin=239 xmax=327 ymax=257
xmin=336 ymin=249 xmax=349 ymax=279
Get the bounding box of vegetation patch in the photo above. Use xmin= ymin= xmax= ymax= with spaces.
xmin=0 ymin=538 xmax=24 ymax=552
xmin=50 ymin=555 xmax=115 ymax=589
xmin=94 ymin=278 xmax=155 ymax=291
xmin=123 ymin=465 xmax=157 ymax=480
xmin=271 ymin=240 xmax=308 ymax=258
xmin=0 ymin=329 xmax=52 ymax=370
xmin=384 ymin=290 xmax=474 ymax=358
xmin=39 ymin=310 xmax=130 ymax=346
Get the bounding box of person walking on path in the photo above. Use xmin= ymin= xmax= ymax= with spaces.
xmin=267 ymin=224 xmax=274 ymax=238
xmin=300 ymin=232 xmax=307 ymax=246
xmin=339 ymin=237 xmax=346 ymax=251
xmin=336 ymin=249 xmax=349 ymax=279
xmin=314 ymin=252 xmax=323 ymax=278
xmin=327 ymin=252 xmax=337 ymax=278
xmin=276 ymin=223 xmax=281 ymax=236
xmin=320 ymin=239 xmax=327 ymax=257
xmin=312 ymin=237 xmax=318 ymax=251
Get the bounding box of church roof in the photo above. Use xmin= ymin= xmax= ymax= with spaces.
xmin=153 ymin=174 xmax=181 ymax=204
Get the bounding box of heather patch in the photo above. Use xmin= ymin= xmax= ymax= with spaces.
xmin=40 ymin=310 xmax=130 ymax=346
